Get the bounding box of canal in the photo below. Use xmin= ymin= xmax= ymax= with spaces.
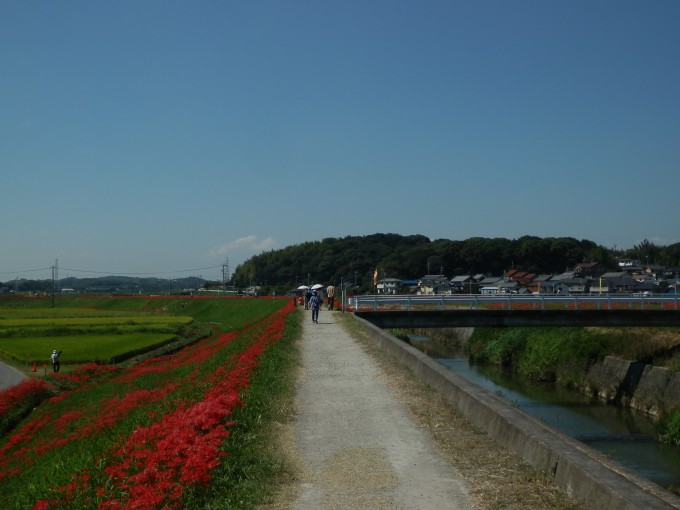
xmin=407 ymin=335 xmax=680 ymax=493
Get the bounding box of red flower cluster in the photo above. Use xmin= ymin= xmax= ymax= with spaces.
xmin=50 ymin=363 xmax=119 ymax=387
xmin=23 ymin=300 xmax=294 ymax=509
xmin=0 ymin=378 xmax=50 ymax=417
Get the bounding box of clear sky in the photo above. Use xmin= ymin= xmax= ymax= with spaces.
xmin=2 ymin=1 xmax=679 ymax=281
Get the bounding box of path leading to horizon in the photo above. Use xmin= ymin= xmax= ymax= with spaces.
xmin=291 ymin=307 xmax=475 ymax=510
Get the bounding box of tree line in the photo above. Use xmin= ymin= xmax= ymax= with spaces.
xmin=231 ymin=234 xmax=680 ymax=293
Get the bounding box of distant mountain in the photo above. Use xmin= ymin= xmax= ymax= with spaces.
xmin=1 ymin=275 xmax=206 ymax=295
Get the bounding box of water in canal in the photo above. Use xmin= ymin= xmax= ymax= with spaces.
xmin=407 ymin=335 xmax=680 ymax=492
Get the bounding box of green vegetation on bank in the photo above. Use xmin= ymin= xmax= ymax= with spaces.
xmin=467 ymin=327 xmax=680 ymax=382
xmin=468 ymin=327 xmax=610 ymax=383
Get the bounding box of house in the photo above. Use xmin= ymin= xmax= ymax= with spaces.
xmin=475 ymin=276 xmax=502 ymax=293
xmin=417 ymin=274 xmax=450 ymax=295
xmin=550 ymin=271 xmax=577 ymax=281
xmin=476 ymin=275 xmax=508 ymax=295
xmin=600 ymin=272 xmax=639 ymax=293
xmin=574 ymin=262 xmax=608 ymax=278
xmin=479 ymin=282 xmax=523 ymax=294
xmin=480 ymin=286 xmax=500 ymax=295
xmin=377 ymin=278 xmax=401 ymax=295
xmin=527 ymin=274 xmax=553 ymax=294
xmin=476 ymin=275 xmax=502 ymax=286
xmin=505 ymin=270 xmax=537 ymax=285
xmin=450 ymin=275 xmax=473 ymax=293
xmin=400 ymin=279 xmax=418 ymax=293
xmin=497 ymin=281 xmax=521 ymax=294
xmin=536 ymin=279 xmax=564 ymax=294
xmin=559 ymin=278 xmax=590 ymax=294
xmin=505 ymin=269 xmax=522 ymax=281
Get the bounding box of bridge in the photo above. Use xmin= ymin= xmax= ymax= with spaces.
xmin=351 ymin=294 xmax=680 ymax=328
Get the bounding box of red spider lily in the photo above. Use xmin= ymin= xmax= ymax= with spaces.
xmin=26 ymin=301 xmax=294 ymax=509
xmin=50 ymin=363 xmax=118 ymax=387
xmin=0 ymin=378 xmax=51 ymax=416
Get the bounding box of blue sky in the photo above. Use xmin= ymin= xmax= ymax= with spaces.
xmin=2 ymin=1 xmax=679 ymax=281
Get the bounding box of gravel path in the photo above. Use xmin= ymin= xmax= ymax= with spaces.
xmin=292 ymin=308 xmax=475 ymax=510
xmin=0 ymin=361 xmax=27 ymax=390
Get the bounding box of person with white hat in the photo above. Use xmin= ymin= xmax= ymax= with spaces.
xmin=50 ymin=349 xmax=61 ymax=372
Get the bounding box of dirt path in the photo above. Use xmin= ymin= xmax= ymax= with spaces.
xmin=263 ymin=308 xmax=583 ymax=510
xmin=0 ymin=361 xmax=27 ymax=390
xmin=290 ymin=309 xmax=475 ymax=510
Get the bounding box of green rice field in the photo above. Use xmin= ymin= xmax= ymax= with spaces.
xmin=0 ymin=296 xmax=288 ymax=372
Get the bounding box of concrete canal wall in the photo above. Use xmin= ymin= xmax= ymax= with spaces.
xmin=353 ymin=315 xmax=680 ymax=510
xmin=580 ymin=356 xmax=680 ymax=417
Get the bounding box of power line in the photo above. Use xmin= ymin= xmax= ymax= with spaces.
xmin=0 ymin=267 xmax=52 ymax=276
xmin=60 ymin=265 xmax=223 ymax=276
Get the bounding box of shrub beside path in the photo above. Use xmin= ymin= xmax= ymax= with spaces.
xmin=290 ymin=308 xmax=475 ymax=510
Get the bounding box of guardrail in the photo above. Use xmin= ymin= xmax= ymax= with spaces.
xmin=349 ymin=293 xmax=680 ymax=312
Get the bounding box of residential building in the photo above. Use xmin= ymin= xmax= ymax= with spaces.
xmin=417 ymin=274 xmax=450 ymax=295
xmin=574 ymin=262 xmax=608 ymax=278
xmin=377 ymin=278 xmax=401 ymax=295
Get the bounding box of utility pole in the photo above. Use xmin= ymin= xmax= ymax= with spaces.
xmin=51 ymin=259 xmax=58 ymax=308
xmin=222 ymin=258 xmax=229 ymax=295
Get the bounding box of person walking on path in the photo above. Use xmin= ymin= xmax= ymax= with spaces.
xmin=51 ymin=350 xmax=61 ymax=372
xmin=292 ymin=310 xmax=473 ymax=509
xmin=309 ymin=290 xmax=321 ymax=323
xmin=326 ymin=284 xmax=335 ymax=310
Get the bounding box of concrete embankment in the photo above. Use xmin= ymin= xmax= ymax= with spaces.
xmin=353 ymin=315 xmax=680 ymax=510
xmin=580 ymin=356 xmax=680 ymax=417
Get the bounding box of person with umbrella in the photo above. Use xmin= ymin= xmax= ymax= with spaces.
xmin=297 ymin=285 xmax=309 ymax=308
xmin=305 ymin=288 xmax=312 ymax=309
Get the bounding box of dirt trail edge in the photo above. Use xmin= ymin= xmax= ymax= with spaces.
xmin=292 ymin=309 xmax=475 ymax=510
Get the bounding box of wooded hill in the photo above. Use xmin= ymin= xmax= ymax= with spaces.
xmin=231 ymin=233 xmax=680 ymax=293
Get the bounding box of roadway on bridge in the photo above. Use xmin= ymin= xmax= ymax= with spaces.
xmin=291 ymin=308 xmax=473 ymax=510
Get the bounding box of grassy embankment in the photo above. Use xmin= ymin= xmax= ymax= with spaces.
xmin=0 ymin=296 xmax=300 ymax=509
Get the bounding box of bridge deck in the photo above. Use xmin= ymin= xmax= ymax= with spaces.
xmin=354 ymin=309 xmax=680 ymax=328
